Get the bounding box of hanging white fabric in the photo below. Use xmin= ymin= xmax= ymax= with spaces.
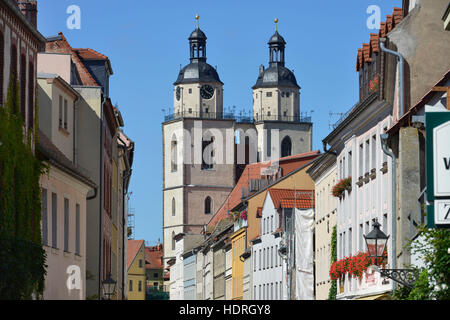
xmin=295 ymin=208 xmax=315 ymax=300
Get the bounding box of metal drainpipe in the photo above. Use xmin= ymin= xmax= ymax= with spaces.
xmin=380 ymin=133 xmax=397 ymax=292
xmin=380 ymin=38 xmax=404 ymax=118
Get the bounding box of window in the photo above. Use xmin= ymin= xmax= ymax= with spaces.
xmin=372 ymin=135 xmax=377 ymax=169
xmin=64 ymin=198 xmax=69 ymax=252
xmin=20 ymin=54 xmax=26 ymax=123
xmin=59 ymin=95 xmax=63 ymax=127
xmin=359 ymin=143 xmax=364 ymax=177
xmin=129 ymin=280 xmax=133 ymax=291
xmin=286 ymin=92 xmax=290 ymax=98
xmin=172 ymin=197 xmax=176 ymax=216
xmin=281 ymin=136 xmax=292 ymax=157
xmin=204 ymin=197 xmax=212 ymax=214
xmin=75 ymin=204 xmax=80 ymax=255
xmin=188 ymin=88 xmax=192 ymax=94
xmin=205 ymin=108 xmax=209 ymax=114
xmin=349 ymin=228 xmax=352 ymax=255
xmin=259 ymin=249 xmax=261 ymax=271
xmin=139 ymin=259 xmax=143 ymax=268
xmin=42 ymin=189 xmax=48 ymax=246
xmin=10 ymin=44 xmax=17 ymax=113
xmin=28 ymin=61 xmax=34 ymax=129
xmin=171 ymin=138 xmax=177 ymax=172
xmin=348 ymin=151 xmax=352 ymax=178
xmin=365 ymin=139 xmax=370 ymax=172
xmin=64 ymin=99 xmax=68 ymax=129
xmin=263 ymin=248 xmax=266 ymax=269
xmin=201 ymin=137 xmax=214 ymax=170
xmin=52 ymin=193 xmax=57 ymax=249
xmin=359 ymin=224 xmax=364 ymax=251
xmin=172 ymin=231 xmax=175 ymax=251
xmin=266 ymin=92 xmax=272 ymax=97
xmin=154 ymin=273 xmax=158 ymax=278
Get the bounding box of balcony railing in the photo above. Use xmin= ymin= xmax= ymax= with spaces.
xmin=164 ymin=111 xmax=311 ymax=124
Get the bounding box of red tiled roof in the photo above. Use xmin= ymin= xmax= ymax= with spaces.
xmin=206 ymin=151 xmax=320 ymax=229
xmin=268 ymin=188 xmax=315 ymax=209
xmin=73 ymin=48 xmax=109 ymax=60
xmin=45 ymin=32 xmax=99 ymax=86
xmin=356 ymin=7 xmax=403 ymax=71
xmin=127 ymin=239 xmax=144 ymax=270
xmin=145 ymin=244 xmax=163 ymax=270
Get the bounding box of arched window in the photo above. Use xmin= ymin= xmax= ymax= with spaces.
xmin=172 ymin=197 xmax=176 ymax=216
xmin=171 ymin=134 xmax=177 ymax=172
xmin=171 ymin=231 xmax=175 ymax=251
xmin=281 ymin=136 xmax=292 ymax=157
xmin=10 ymin=44 xmax=18 ymax=113
xmin=204 ymin=197 xmax=212 ymax=215
xmin=20 ymin=53 xmax=26 ymax=123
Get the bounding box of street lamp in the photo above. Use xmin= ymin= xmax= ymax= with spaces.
xmin=363 ymin=219 xmax=419 ymax=289
xmin=364 ymin=219 xmax=389 ymax=265
xmin=102 ymin=274 xmax=116 ymax=300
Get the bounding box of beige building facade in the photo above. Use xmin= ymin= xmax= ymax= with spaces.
xmin=306 ymin=153 xmax=337 ymax=300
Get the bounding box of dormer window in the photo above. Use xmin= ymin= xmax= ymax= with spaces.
xmin=266 ymin=92 xmax=272 ymax=97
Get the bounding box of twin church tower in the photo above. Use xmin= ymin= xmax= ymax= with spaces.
xmin=162 ymin=17 xmax=312 ymax=266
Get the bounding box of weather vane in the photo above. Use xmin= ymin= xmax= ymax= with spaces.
xmin=195 ymin=14 xmax=200 ymax=28
xmin=274 ymin=18 xmax=278 ymax=31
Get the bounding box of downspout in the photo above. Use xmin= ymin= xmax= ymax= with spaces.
xmin=380 ymin=38 xmax=404 ymax=118
xmin=380 ymin=133 xmax=397 ymax=293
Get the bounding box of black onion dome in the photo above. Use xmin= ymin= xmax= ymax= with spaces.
xmin=252 ymin=64 xmax=299 ymax=89
xmin=174 ymin=61 xmax=223 ymax=85
xmin=268 ymin=31 xmax=286 ymax=45
xmin=189 ymin=27 xmax=207 ymax=41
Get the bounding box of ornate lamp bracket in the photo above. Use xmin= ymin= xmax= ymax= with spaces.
xmin=378 ymin=268 xmax=419 ymax=289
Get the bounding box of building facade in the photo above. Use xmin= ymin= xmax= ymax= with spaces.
xmin=127 ymin=240 xmax=146 ymax=300
xmin=306 ymin=153 xmax=337 ymax=300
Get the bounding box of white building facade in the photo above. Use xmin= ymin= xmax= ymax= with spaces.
xmin=251 ymin=192 xmax=284 ymax=300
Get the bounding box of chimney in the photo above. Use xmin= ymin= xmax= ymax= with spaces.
xmin=16 ymin=1 xmax=38 ymax=28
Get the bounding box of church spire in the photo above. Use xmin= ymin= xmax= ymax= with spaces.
xmin=268 ymin=18 xmax=286 ymax=66
xmin=189 ymin=14 xmax=207 ymax=62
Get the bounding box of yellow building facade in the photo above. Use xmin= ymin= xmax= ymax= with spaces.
xmin=231 ymin=228 xmax=246 ymax=300
xmin=127 ymin=240 xmax=146 ymax=300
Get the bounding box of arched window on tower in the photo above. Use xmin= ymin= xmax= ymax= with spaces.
xmin=171 ymin=134 xmax=178 ymax=172
xmin=281 ymin=136 xmax=292 ymax=158
xmin=205 ymin=197 xmax=212 ymax=215
xmin=172 ymin=231 xmax=175 ymax=251
xmin=172 ymin=197 xmax=176 ymax=216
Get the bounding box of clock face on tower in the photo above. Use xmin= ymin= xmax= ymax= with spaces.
xmin=200 ymin=84 xmax=214 ymax=100
xmin=176 ymin=86 xmax=181 ymax=101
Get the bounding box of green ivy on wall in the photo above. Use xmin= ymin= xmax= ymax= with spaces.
xmin=328 ymin=225 xmax=337 ymax=300
xmin=0 ymin=74 xmax=47 ymax=300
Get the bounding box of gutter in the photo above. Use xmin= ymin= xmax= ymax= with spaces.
xmin=380 ymin=133 xmax=397 ymax=293
xmin=380 ymin=38 xmax=405 ymax=119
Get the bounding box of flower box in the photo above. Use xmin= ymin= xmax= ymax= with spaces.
xmin=331 ymin=177 xmax=352 ymax=198
xmin=380 ymin=162 xmax=388 ymax=174
xmin=356 ymin=176 xmax=364 ymax=187
xmin=363 ymin=172 xmax=370 ymax=184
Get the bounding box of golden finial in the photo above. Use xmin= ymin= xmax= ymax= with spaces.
xmin=195 ymin=14 xmax=200 ymax=28
xmin=274 ymin=18 xmax=278 ymax=31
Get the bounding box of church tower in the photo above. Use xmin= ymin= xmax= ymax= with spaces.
xmin=162 ymin=16 xmax=235 ymax=268
xmin=252 ymin=19 xmax=312 ymax=161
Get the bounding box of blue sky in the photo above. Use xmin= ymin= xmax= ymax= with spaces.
xmin=37 ymin=0 xmax=401 ymax=245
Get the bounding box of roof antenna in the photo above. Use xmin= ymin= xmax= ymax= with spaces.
xmin=274 ymin=18 xmax=278 ymax=32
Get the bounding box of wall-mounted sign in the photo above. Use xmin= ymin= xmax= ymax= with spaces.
xmin=433 ymin=121 xmax=450 ymax=197
xmin=426 ymin=109 xmax=450 ymax=228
